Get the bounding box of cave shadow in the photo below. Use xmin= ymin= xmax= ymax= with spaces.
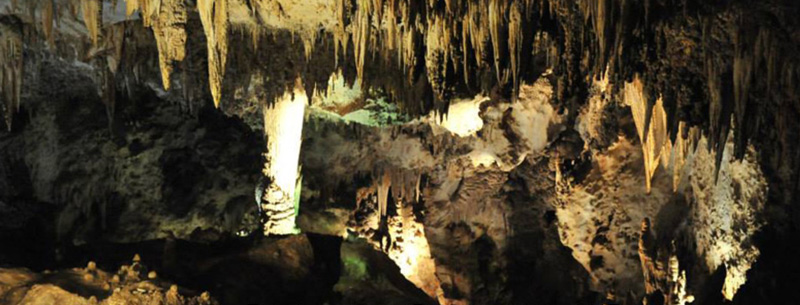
xmin=504 ymin=160 xmax=602 ymax=305
xmin=50 ymin=233 xmax=346 ymax=305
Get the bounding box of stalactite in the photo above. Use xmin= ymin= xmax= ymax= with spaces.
xmin=0 ymin=18 xmax=23 ymax=131
xmin=756 ymin=28 xmax=776 ymax=101
xmin=702 ymin=18 xmax=732 ymax=182
xmin=399 ymin=0 xmax=416 ymax=75
xmin=425 ymin=14 xmax=450 ymax=103
xmin=581 ymin=0 xmax=613 ymax=75
xmin=625 ymin=76 xmax=667 ymax=193
xmin=732 ymin=24 xmax=754 ymax=159
xmin=100 ymin=23 xmax=125 ymax=127
xmin=126 ymin=0 xmax=140 ymax=17
xmin=301 ymin=29 xmax=318 ymax=61
xmin=333 ymin=0 xmax=349 ymax=67
xmin=42 ymin=0 xmax=55 ymax=48
xmin=81 ymin=0 xmax=102 ymax=46
xmin=197 ymin=0 xmax=229 ymax=108
xmin=352 ymin=0 xmax=371 ymax=83
xmin=376 ymin=170 xmax=391 ymax=218
xmin=383 ymin=0 xmax=398 ymax=54
xmin=508 ymin=1 xmax=523 ymax=98
xmin=149 ymin=0 xmax=188 ymax=90
xmin=488 ymin=0 xmax=507 ymax=84
xmin=106 ymin=23 xmax=125 ymax=74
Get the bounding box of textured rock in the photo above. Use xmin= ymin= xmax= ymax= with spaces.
xmin=0 ymin=258 xmax=219 ymax=305
xmin=555 ymin=136 xmax=674 ymax=296
xmin=687 ymin=136 xmax=766 ymax=300
xmin=0 ymin=55 xmax=262 ymax=245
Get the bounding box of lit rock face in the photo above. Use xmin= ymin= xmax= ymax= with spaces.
xmin=557 ymin=119 xmax=767 ymax=302
xmin=687 ymin=137 xmax=767 ymax=300
xmin=555 ymin=136 xmax=675 ymax=295
xmin=435 ymin=96 xmax=488 ymax=137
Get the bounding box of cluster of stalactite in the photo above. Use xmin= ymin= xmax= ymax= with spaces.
xmin=624 ymin=75 xmax=701 ymax=192
xmin=3 ymin=0 xmax=796 ymax=150
xmin=1 ymin=0 xmax=797 ymax=207
xmin=578 ymin=0 xmax=798 ymax=184
xmin=332 ymin=0 xmax=563 ymax=116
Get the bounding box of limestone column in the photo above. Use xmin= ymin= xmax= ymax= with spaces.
xmin=260 ymin=79 xmax=306 ymax=235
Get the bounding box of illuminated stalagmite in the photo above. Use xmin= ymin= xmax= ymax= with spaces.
xmin=259 ymin=78 xmax=306 ymax=236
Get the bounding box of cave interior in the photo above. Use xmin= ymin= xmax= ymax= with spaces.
xmin=1 ymin=0 xmax=799 ymax=305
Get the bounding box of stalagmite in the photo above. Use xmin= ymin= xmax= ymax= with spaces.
xmin=260 ymin=78 xmax=307 ymax=236
xmin=81 ymin=0 xmax=102 ymax=46
xmin=638 ymin=218 xmax=694 ymax=305
xmin=668 ymin=122 xmax=699 ymax=192
xmin=638 ymin=218 xmax=657 ymax=295
xmin=197 ymin=0 xmax=229 ymax=107
xmin=0 ymin=17 xmax=23 ymax=131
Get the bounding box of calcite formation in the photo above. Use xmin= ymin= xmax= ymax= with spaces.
xmin=260 ymin=78 xmax=306 ymax=236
